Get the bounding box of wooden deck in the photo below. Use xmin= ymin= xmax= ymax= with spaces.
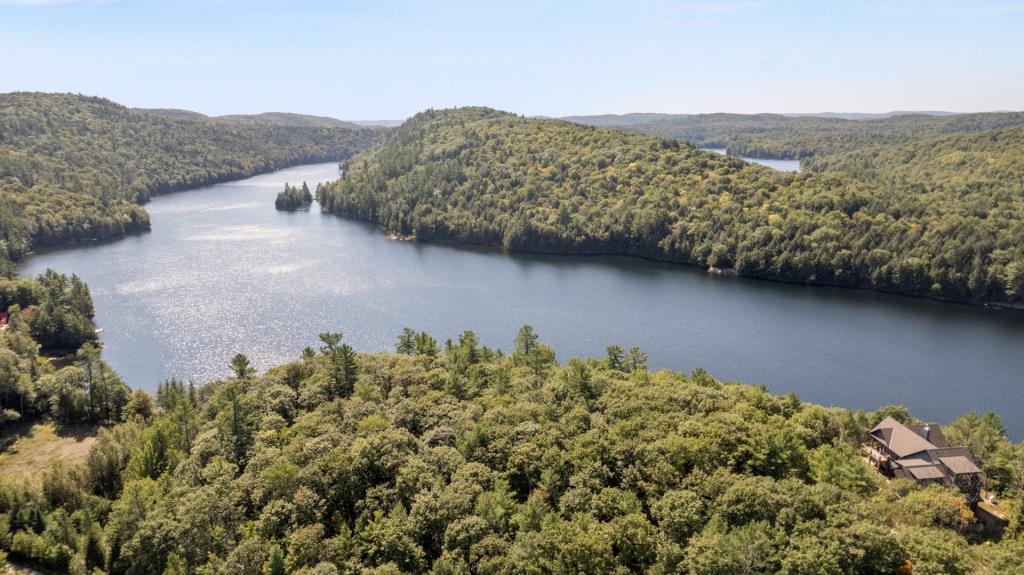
xmin=860 ymin=443 xmax=889 ymax=468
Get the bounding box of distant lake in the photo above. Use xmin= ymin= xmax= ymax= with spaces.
xmin=704 ymin=148 xmax=802 ymax=172
xmin=21 ymin=163 xmax=1024 ymax=438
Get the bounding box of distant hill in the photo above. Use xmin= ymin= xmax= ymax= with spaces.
xmin=782 ymin=111 xmax=958 ymax=120
xmin=133 ymin=107 xmax=211 ymax=122
xmin=216 ymin=112 xmax=363 ymax=129
xmin=351 ymin=119 xmax=405 ymax=128
xmin=559 ymin=113 xmax=681 ymax=126
xmin=564 ymin=111 xmax=1024 ymax=159
xmin=133 ymin=108 xmax=364 ymax=129
xmin=0 ymin=92 xmax=380 ymax=272
xmin=318 ymin=106 xmax=1024 ymax=306
xmin=563 ymin=111 xmax=961 ymax=125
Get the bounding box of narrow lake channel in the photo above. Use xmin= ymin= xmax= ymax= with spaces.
xmin=20 ymin=163 xmax=1024 ymax=438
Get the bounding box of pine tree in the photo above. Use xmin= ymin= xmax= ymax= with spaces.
xmin=319 ymin=332 xmax=358 ymax=398
xmin=230 ymin=354 xmax=255 ymax=379
xmin=413 ymin=331 xmax=439 ymax=356
xmin=605 ymin=345 xmax=625 ymax=371
xmin=396 ymin=327 xmax=417 ymax=354
xmin=625 ymin=347 xmax=648 ymax=373
xmin=515 ymin=325 xmax=539 ymax=356
xmin=264 ymin=544 xmax=285 ymax=575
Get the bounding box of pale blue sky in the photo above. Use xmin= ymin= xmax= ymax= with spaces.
xmin=1 ymin=0 xmax=1022 ymax=120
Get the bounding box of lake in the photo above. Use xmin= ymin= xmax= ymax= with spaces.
xmin=21 ymin=163 xmax=1024 ymax=437
xmin=704 ymin=148 xmax=802 ymax=171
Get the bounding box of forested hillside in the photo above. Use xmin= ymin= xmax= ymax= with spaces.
xmin=0 ymin=93 xmax=380 ymax=273
xmin=318 ymin=108 xmax=1024 ymax=306
xmin=567 ymin=111 xmax=1024 ymax=159
xmin=1 ymin=326 xmax=1021 ymax=574
xmin=0 ymin=269 xmax=129 ymax=423
xmin=133 ymin=108 xmax=365 ymax=129
xmin=802 ymin=125 xmax=1024 ymax=186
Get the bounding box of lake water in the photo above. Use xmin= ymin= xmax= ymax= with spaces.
xmin=705 ymin=148 xmax=802 ymax=171
xmin=20 ymin=163 xmax=1024 ymax=437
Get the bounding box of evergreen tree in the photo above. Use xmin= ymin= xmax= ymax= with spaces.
xmin=605 ymin=345 xmax=625 ymax=371
xmin=625 ymin=347 xmax=648 ymax=373
xmin=396 ymin=328 xmax=417 ymax=355
xmin=230 ymin=354 xmax=255 ymax=379
xmin=514 ymin=325 xmax=539 ymax=357
xmin=413 ymin=331 xmax=438 ymax=357
xmin=319 ymin=332 xmax=358 ymax=398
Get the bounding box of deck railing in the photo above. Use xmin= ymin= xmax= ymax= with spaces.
xmin=860 ymin=443 xmax=889 ymax=467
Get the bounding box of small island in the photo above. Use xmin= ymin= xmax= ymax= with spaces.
xmin=274 ymin=181 xmax=313 ymax=210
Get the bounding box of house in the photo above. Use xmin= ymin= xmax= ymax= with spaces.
xmin=863 ymin=416 xmax=983 ymax=504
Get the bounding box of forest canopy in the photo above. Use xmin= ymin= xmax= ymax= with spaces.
xmin=566 ymin=111 xmax=1024 ymax=160
xmin=276 ymin=182 xmax=314 ymax=211
xmin=0 ymin=269 xmax=129 ymax=426
xmin=132 ymin=108 xmax=366 ymax=130
xmin=0 ymin=326 xmax=1022 ymax=574
xmin=0 ymin=92 xmax=380 ymax=274
xmin=1 ymin=95 xmax=1022 ymax=573
xmin=318 ymin=107 xmax=1024 ymax=306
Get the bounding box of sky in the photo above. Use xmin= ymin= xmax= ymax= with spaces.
xmin=1 ymin=0 xmax=1022 ymax=121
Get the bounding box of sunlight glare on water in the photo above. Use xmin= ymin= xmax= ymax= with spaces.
xmin=20 ymin=163 xmax=1024 ymax=438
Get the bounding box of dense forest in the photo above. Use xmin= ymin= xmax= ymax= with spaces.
xmin=0 ymin=93 xmax=380 ymax=274
xmin=800 ymin=125 xmax=1024 ymax=185
xmin=132 ymin=109 xmax=365 ymax=130
xmin=0 ymin=269 xmax=130 ymax=426
xmin=276 ymin=182 xmax=315 ymax=211
xmin=2 ymin=93 xmax=1023 ymax=573
xmin=566 ymin=112 xmax=1024 ymax=160
xmin=1 ymin=325 xmax=1022 ymax=574
xmin=317 ymin=108 xmax=1024 ymax=306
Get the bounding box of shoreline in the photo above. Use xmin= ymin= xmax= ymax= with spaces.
xmin=15 ymin=159 xmax=343 ymax=265
xmin=327 ymin=213 xmax=1024 ymax=314
xmin=18 ymin=157 xmax=1021 ymax=315
xmin=20 ymin=162 xmax=1024 ymax=440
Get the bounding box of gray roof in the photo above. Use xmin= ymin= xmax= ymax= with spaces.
xmin=940 ymin=455 xmax=981 ymax=475
xmin=870 ymin=416 xmax=938 ymax=458
xmin=908 ymin=465 xmax=947 ymax=480
xmin=894 ymin=457 xmax=934 ymax=468
xmin=908 ymin=424 xmax=949 ymax=448
xmin=870 ymin=417 xmax=982 ymax=480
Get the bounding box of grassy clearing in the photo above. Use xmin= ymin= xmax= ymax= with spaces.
xmin=0 ymin=421 xmax=97 ymax=486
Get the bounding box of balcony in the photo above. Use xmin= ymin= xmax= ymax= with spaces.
xmin=860 ymin=443 xmax=889 ymax=468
